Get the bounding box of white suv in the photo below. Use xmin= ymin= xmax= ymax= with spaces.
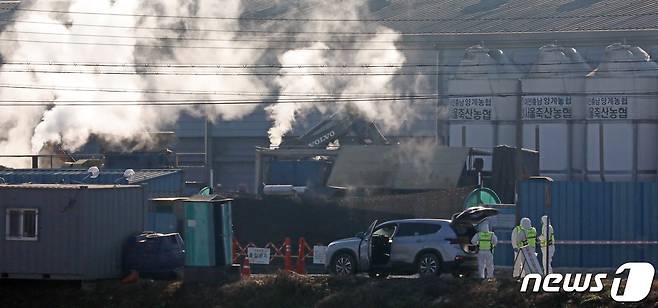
xmin=325 ymin=207 xmax=498 ymax=277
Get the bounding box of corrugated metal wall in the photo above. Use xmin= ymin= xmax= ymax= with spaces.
xmin=80 ymin=186 xmax=144 ymax=279
xmin=0 ymin=185 xmax=143 ymax=280
xmin=501 ymin=180 xmax=658 ymax=269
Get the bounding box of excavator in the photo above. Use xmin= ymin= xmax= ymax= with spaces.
xmin=259 ymin=105 xmax=390 ymax=196
xmin=279 ymin=105 xmax=390 ymax=149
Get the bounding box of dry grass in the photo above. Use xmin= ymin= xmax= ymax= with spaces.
xmin=1 ymin=272 xmax=657 ymax=308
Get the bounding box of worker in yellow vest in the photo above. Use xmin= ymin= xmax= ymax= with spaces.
xmin=539 ymin=215 xmax=555 ymax=274
xmin=511 ymin=217 xmax=536 ymax=278
xmin=471 ymin=220 xmax=498 ymax=279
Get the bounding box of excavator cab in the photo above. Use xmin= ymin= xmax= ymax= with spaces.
xmin=279 ymin=105 xmax=389 ymax=149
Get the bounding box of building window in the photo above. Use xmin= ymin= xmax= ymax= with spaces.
xmin=5 ymin=208 xmax=38 ymax=241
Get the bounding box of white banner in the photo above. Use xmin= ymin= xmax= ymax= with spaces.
xmin=313 ymin=246 xmax=328 ymax=264
xmin=448 ymin=96 xmax=493 ymax=121
xmin=587 ymin=95 xmax=630 ymax=119
xmin=522 ymin=95 xmax=572 ymax=120
xmin=247 ymin=247 xmax=271 ymax=265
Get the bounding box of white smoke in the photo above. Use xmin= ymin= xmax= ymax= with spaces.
xmin=0 ymin=0 xmax=269 ymax=167
xmin=267 ymin=42 xmax=332 ymax=147
xmin=0 ymin=0 xmax=417 ymax=167
xmin=266 ymin=1 xmax=410 ymax=147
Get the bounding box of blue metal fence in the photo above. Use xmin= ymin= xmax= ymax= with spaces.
xmin=502 ymin=180 xmax=658 ymax=269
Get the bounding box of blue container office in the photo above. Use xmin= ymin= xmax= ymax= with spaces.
xmin=0 ymin=169 xmax=184 ymax=232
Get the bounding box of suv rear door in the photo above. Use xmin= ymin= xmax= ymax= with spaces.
xmin=450 ymin=207 xmax=499 ymax=251
xmin=391 ymin=222 xmax=442 ymax=265
xmin=451 ymin=206 xmax=499 ymax=227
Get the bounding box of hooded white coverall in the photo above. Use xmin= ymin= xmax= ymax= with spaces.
xmin=471 ymin=221 xmax=498 ymax=279
xmin=539 ymin=215 xmax=555 ymax=275
xmin=511 ymin=217 xmax=535 ymax=278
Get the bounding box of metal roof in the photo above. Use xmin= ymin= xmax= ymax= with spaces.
xmin=241 ymin=0 xmax=658 ymax=34
xmin=0 ymin=169 xmax=181 ymax=185
xmin=372 ymin=0 xmax=658 ymax=34
xmin=184 ymin=194 xmax=233 ymax=203
xmin=0 ymin=183 xmax=140 ymax=189
xmin=1 ymin=1 xmax=656 ymax=34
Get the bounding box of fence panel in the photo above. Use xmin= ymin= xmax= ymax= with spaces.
xmin=518 ymin=180 xmax=658 ymax=269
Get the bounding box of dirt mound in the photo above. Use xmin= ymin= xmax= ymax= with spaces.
xmin=1 ymin=272 xmax=656 ymax=308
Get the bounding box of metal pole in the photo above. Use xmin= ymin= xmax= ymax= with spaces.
xmin=435 ymin=44 xmax=447 ymax=146
xmin=545 ymin=215 xmax=550 ymax=275
xmin=205 ymin=116 xmax=214 ymax=189
xmin=204 ymin=117 xmax=210 ymax=168
xmin=254 ymin=150 xmax=262 ymax=195
xmin=209 ymin=169 xmax=214 ymax=193
xmin=534 ymin=125 xmax=540 ymax=152
xmin=632 ymin=121 xmax=638 ymax=181
xmin=599 ymin=123 xmax=605 ymax=182
xmin=515 ymin=79 xmax=523 ymax=223
xmin=435 ymin=48 xmax=441 ymax=145
xmin=544 ymin=180 xmax=551 ymax=275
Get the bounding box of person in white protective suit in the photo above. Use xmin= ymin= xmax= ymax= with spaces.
xmin=539 ymin=215 xmax=555 ymax=274
xmin=471 ymin=221 xmax=498 ymax=279
xmin=511 ymin=217 xmax=536 ymax=278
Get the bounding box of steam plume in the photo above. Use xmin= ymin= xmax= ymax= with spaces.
xmin=0 ymin=0 xmax=418 ymax=167
xmin=0 ymin=0 xmax=269 ymax=167
xmin=266 ymin=1 xmax=411 ymax=147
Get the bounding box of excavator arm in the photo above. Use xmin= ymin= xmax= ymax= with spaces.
xmin=281 ymin=106 xmax=389 ymax=148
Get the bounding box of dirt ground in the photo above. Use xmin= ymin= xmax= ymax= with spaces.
xmin=1 ymin=272 xmax=656 ymax=308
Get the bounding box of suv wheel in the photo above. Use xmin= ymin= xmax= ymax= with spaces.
xmin=417 ymin=253 xmax=441 ymax=276
xmin=331 ymin=253 xmax=356 ymax=276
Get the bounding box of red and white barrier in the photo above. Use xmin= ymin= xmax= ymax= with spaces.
xmin=232 ymin=237 xmax=326 ymax=274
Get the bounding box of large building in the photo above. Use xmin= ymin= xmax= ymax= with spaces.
xmin=169 ymin=0 xmax=658 ymax=192
xmin=1 ymin=1 xmax=657 ymax=192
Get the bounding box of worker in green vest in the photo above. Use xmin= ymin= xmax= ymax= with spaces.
xmin=539 ymin=215 xmax=556 ymax=274
xmin=470 ymin=220 xmax=498 ymax=279
xmin=511 ymin=217 xmax=537 ymax=278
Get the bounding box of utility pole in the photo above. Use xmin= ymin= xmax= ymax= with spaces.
xmin=435 ymin=46 xmax=445 ymax=145
xmin=515 ymin=79 xmax=523 ymax=223
xmin=204 ymin=116 xmax=214 ymax=192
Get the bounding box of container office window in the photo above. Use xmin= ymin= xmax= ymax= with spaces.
xmin=5 ymin=208 xmax=38 ymax=241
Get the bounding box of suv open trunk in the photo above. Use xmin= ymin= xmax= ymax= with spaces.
xmin=449 ymin=207 xmax=499 ymax=253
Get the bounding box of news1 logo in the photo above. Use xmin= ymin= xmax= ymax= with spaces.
xmin=520 ymin=262 xmax=655 ymax=303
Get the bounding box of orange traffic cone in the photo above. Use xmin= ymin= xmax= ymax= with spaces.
xmin=241 ymin=257 xmax=251 ymax=278
xmin=120 ymin=270 xmax=139 ymax=284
